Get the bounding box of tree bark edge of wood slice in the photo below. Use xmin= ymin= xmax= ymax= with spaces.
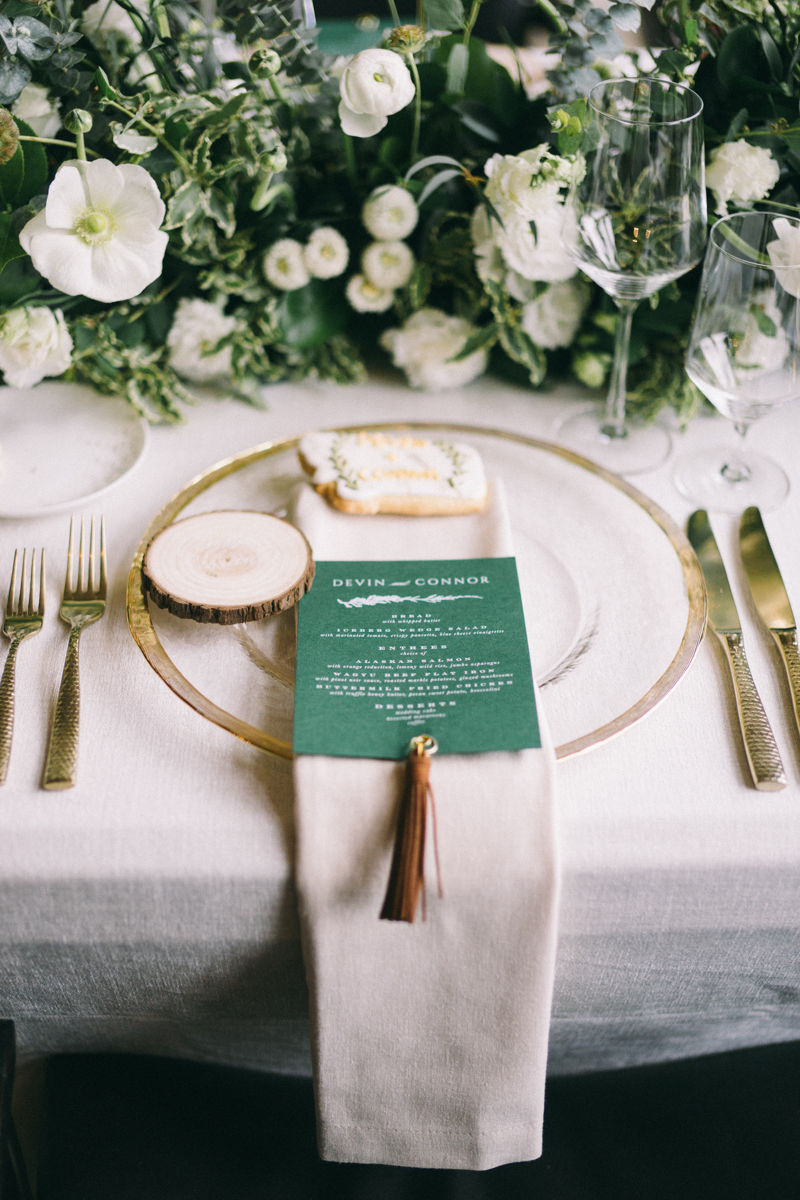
xmin=143 ymin=510 xmax=315 ymax=625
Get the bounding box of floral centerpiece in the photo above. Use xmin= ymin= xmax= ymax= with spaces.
xmin=0 ymin=0 xmax=797 ymax=423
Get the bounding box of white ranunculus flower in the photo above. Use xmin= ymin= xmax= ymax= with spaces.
xmin=521 ymin=279 xmax=590 ymax=350
xmin=346 ymin=273 xmax=395 ymax=313
xmin=12 ymin=84 xmax=60 ymax=139
xmin=767 ymin=217 xmax=800 ymax=298
xmin=19 ymin=159 xmax=168 ymax=304
xmin=484 ymin=146 xmax=578 ymax=219
xmin=82 ymin=0 xmax=147 ymax=44
xmin=362 ymin=239 xmax=414 ymax=290
xmin=0 ymin=306 xmax=73 ymax=388
xmin=263 ymin=238 xmax=310 ymax=291
xmin=304 ymin=227 xmax=349 ymax=279
xmin=380 ymin=307 xmax=488 ymax=391
xmin=362 ymin=185 xmax=418 ymax=241
xmin=167 ymin=298 xmax=237 ymax=382
xmin=706 ymin=142 xmax=780 ymax=216
xmin=111 ymin=124 xmax=158 ymax=155
xmin=339 ymin=48 xmax=415 ymax=138
xmin=495 ymin=198 xmax=576 ymax=284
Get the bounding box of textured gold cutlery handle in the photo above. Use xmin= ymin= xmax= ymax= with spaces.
xmin=0 ymin=640 xmax=19 ymax=785
xmin=719 ymin=632 xmax=786 ymax=792
xmin=774 ymin=628 xmax=800 ymax=742
xmin=43 ymin=627 xmax=81 ymax=790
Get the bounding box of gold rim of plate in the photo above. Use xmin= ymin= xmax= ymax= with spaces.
xmin=126 ymin=422 xmax=707 ymax=762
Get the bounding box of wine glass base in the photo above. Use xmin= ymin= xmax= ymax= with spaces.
xmin=673 ymin=446 xmax=790 ymax=513
xmin=552 ymin=407 xmax=672 ymax=475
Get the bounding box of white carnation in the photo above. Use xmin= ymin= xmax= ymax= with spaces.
xmin=362 ymin=185 xmax=418 ymax=240
xmin=166 ymin=298 xmax=237 ymax=382
xmin=263 ymin=238 xmax=310 ymax=291
xmin=706 ymin=142 xmax=780 ymax=216
xmin=0 ymin=307 xmax=72 ymax=389
xmin=338 ymin=48 xmax=415 ymax=138
xmin=767 ymin=217 xmax=800 ymax=298
xmin=346 ymin=273 xmax=394 ymax=313
xmin=362 ymin=240 xmax=414 ymax=290
xmin=19 ymin=158 xmax=168 ymax=304
xmin=12 ymin=84 xmax=60 ymax=139
xmin=521 ymin=279 xmax=589 ymax=350
xmin=304 ymin=227 xmax=349 ymax=279
xmin=380 ymin=307 xmax=487 ymax=391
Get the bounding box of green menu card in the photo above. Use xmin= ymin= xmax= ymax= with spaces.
xmin=293 ymin=558 xmax=540 ymax=759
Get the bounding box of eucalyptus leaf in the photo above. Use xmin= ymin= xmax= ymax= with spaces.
xmin=588 ymin=29 xmax=624 ymax=57
xmin=608 ymin=3 xmax=640 ymax=31
xmin=0 ymin=58 xmax=31 ymax=105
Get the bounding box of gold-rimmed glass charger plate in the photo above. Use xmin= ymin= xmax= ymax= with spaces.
xmin=127 ymin=423 xmax=706 ymax=761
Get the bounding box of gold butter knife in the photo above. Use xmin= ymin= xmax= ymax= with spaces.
xmin=739 ymin=505 xmax=800 ymax=745
xmin=688 ymin=509 xmax=786 ymax=792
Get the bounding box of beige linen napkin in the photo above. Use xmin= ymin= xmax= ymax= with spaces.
xmin=292 ymin=481 xmax=559 ymax=1171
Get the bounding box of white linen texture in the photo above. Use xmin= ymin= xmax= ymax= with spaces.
xmin=291 ymin=481 xmax=560 ymax=1171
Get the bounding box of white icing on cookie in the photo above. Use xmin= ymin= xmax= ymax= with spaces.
xmin=299 ymin=431 xmax=487 ymax=512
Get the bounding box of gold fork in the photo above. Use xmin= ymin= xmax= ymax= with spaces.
xmin=0 ymin=550 xmax=45 ymax=785
xmin=43 ymin=517 xmax=107 ymax=791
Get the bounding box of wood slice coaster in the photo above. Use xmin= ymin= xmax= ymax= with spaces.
xmin=143 ymin=510 xmax=314 ymax=624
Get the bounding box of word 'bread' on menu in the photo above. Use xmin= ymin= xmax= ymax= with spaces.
xmin=298 ymin=430 xmax=488 ymax=515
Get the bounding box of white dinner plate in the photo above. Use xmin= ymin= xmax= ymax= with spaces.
xmin=128 ymin=423 xmax=705 ymax=760
xmin=0 ymin=382 xmax=149 ymax=518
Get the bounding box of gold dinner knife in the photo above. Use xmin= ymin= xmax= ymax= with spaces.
xmin=739 ymin=505 xmax=800 ymax=744
xmin=688 ymin=509 xmax=786 ymax=792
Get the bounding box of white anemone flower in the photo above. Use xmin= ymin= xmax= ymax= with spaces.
xmin=362 ymin=240 xmax=414 ymax=290
xmin=338 ymin=49 xmax=415 ymax=138
xmin=0 ymin=306 xmax=72 ymax=388
xmin=264 ymin=238 xmax=310 ymax=291
xmin=346 ymin=273 xmax=394 ymax=313
xmin=19 ymin=159 xmax=168 ymax=304
xmin=362 ymin=185 xmax=418 ymax=241
xmin=304 ymin=227 xmax=349 ymax=279
xmin=12 ymin=84 xmax=60 ymax=139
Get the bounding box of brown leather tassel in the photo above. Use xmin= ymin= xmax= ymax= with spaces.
xmin=380 ymin=735 xmax=443 ymax=923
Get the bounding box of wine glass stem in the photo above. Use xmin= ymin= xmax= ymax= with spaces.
xmin=721 ymin=422 xmax=752 ymax=483
xmin=602 ymin=300 xmax=638 ymax=440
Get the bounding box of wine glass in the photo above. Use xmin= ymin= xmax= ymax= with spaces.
xmin=673 ymin=211 xmax=800 ymax=511
xmin=556 ymin=78 xmax=707 ymax=474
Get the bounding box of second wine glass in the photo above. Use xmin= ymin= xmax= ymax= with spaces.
xmin=556 ymin=78 xmax=707 ymax=473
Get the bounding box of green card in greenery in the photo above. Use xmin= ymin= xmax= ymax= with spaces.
xmin=293 ymin=558 xmax=540 ymax=760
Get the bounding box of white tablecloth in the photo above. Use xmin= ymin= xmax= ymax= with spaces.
xmin=1 ymin=377 xmax=799 ymax=1076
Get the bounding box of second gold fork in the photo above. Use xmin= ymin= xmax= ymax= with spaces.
xmin=43 ymin=517 xmax=107 ymax=791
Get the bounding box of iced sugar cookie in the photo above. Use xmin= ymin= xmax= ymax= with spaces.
xmin=298 ymin=430 xmax=487 ymax=515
